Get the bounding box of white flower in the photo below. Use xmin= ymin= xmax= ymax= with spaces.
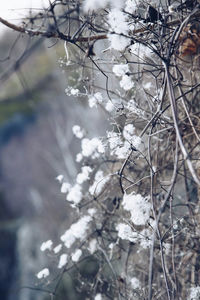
xmin=53 ymin=244 xmax=62 ymax=254
xmin=58 ymin=254 xmax=68 ymax=269
xmin=71 ymin=249 xmax=82 ymax=262
xmin=122 ymin=193 xmax=151 ymax=225
xmin=36 ymin=268 xmax=49 ymax=279
xmin=72 ymin=125 xmax=85 ymax=139
xmin=40 ymin=240 xmax=53 ymax=252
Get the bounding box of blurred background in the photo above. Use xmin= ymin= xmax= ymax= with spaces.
xmin=0 ymin=2 xmax=107 ymax=299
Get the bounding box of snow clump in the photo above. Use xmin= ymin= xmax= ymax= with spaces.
xmin=122 ymin=193 xmax=151 ymax=225
xmin=36 ymin=268 xmax=50 ymax=279
xmin=40 ymin=240 xmax=53 ymax=252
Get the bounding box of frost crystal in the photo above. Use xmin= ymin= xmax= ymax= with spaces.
xmin=70 ymin=216 xmax=92 ymax=239
xmin=114 ymin=141 xmax=130 ymax=159
xmin=76 ymin=166 xmax=92 ymax=184
xmin=58 ymin=254 xmax=68 ymax=269
xmin=130 ymin=277 xmax=141 ymax=289
xmin=113 ymin=64 xmax=129 ymax=77
xmin=76 ymin=153 xmax=83 ymax=162
xmin=40 ymin=240 xmax=53 ymax=252
xmin=81 ymin=137 xmax=104 ymax=158
xmin=56 ymin=175 xmax=64 ymax=183
xmin=61 ymin=182 xmax=71 ymax=194
xmin=88 ymin=92 xmax=103 ymax=108
xmin=89 ymin=170 xmax=109 ymax=195
xmin=83 ymin=0 xmax=109 ymax=12
xmin=129 ymin=43 xmax=153 ymax=61
xmin=94 ymin=294 xmax=102 ymax=300
xmin=61 ymin=215 xmax=92 ymax=248
xmin=72 ymin=125 xmax=85 ymax=139
xmin=70 ymin=88 xmax=79 ymax=96
xmin=116 ymin=223 xmax=138 ymax=242
xmin=188 ymin=286 xmax=200 ymax=300
xmin=107 ymin=7 xmax=130 ymax=51
xmin=107 ymin=131 xmax=122 ymax=149
xmin=143 ymin=82 xmax=152 ymax=90
xmin=108 ymin=34 xmax=130 ymax=51
xmin=123 ymin=124 xmax=141 ymax=148
xmin=116 ymin=223 xmax=152 ymax=248
xmin=87 ymin=207 xmax=97 ymax=216
xmin=60 ymin=229 xmax=76 ymax=248
xmin=71 ymin=249 xmax=82 ymax=262
xmin=88 ymin=238 xmax=97 ymax=254
xmin=139 ymin=228 xmax=152 ymax=249
xmin=125 ymin=0 xmax=139 ymax=13
xmin=83 ymin=0 xmax=123 ymax=12
xmin=113 ymin=64 xmax=134 ymax=91
xmin=122 ymin=193 xmax=151 ymax=225
xmin=53 ymin=244 xmax=62 ymax=254
xmin=120 ymin=75 xmax=134 ymax=91
xmin=66 ymin=184 xmax=82 ymax=204
xmin=108 ymin=8 xmax=129 ymax=34
xmin=123 ymin=124 xmax=135 ymax=139
xmin=107 ymin=131 xmax=132 ymax=159
xmin=126 ymin=100 xmax=144 ymax=117
xmin=105 ymin=98 xmax=122 ymax=112
xmin=36 ymin=268 xmax=49 ymax=279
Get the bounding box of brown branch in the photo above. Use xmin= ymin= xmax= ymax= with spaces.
xmin=0 ymin=16 xmax=107 ymax=42
xmin=0 ymin=9 xmax=200 ymax=44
